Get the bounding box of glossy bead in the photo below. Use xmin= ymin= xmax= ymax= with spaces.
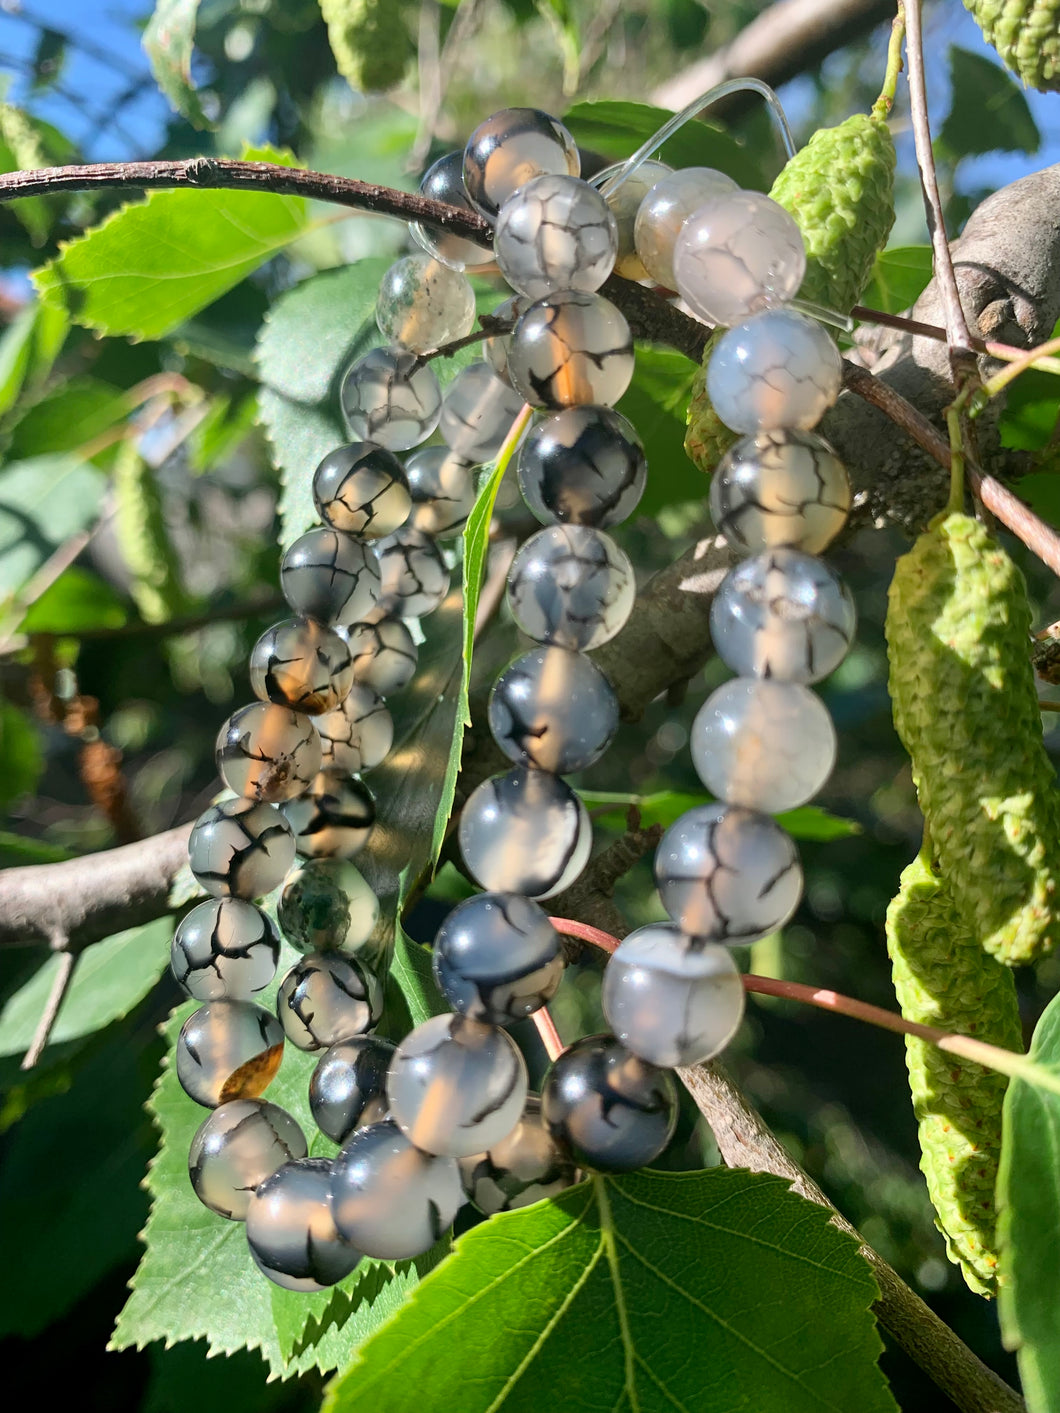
xmin=673 ymin=191 xmax=807 ymax=326
xmin=691 ymin=678 xmax=837 ymax=813
xmin=488 ymin=646 xmax=619 ymax=773
xmin=312 ymin=443 xmax=411 ymax=540
xmin=188 ymin=1099 xmax=307 ymax=1220
xmin=277 ymin=859 xmax=380 ymax=956
xmin=376 ymin=526 xmax=451 ymax=618
xmin=601 ymin=923 xmax=745 ymax=1067
xmin=176 ymin=1000 xmax=284 ymax=1108
xmin=331 ymin=1118 xmax=464 ymax=1259
xmin=706 ymin=309 xmax=843 ymax=434
xmin=188 ymin=798 xmax=295 ymax=900
xmin=314 ymin=684 xmax=393 ymax=774
xmin=310 ymin=1036 xmax=396 ymax=1143
xmin=276 ymin=951 xmax=381 ymax=1052
xmin=506 ymin=524 xmax=635 ymax=650
xmin=282 ymin=770 xmax=375 ymax=860
xmin=410 ymin=151 xmax=495 ymax=270
xmin=459 ymin=1096 xmax=581 ymax=1214
xmin=483 ymin=294 xmax=529 ymax=386
xmin=507 ymin=291 xmax=634 ymax=409
xmin=654 ymin=803 xmax=803 ymax=945
xmin=342 ymin=615 xmax=419 ymax=695
xmin=593 ymin=159 xmax=672 ymax=282
xmin=376 ymin=254 xmax=476 ymax=354
xmin=517 ymin=406 xmax=646 ymax=527
xmin=171 ymin=898 xmax=279 ymax=1001
xmin=341 ymin=347 xmax=441 ymax=452
xmin=249 ymin=617 xmax=354 ymax=716
xmin=387 ymin=1013 xmax=528 ymax=1158
xmin=437 ymin=361 xmax=526 ymax=464
xmin=246 ymin=1158 xmax=361 ymax=1292
xmin=494 ymin=174 xmax=618 ymax=299
xmin=459 ymin=765 xmax=591 ymax=899
xmin=215 ymin=702 xmax=322 ymax=804
xmin=632 ymin=166 xmax=739 ymax=290
xmin=710 ymin=430 xmax=851 ymax=556
xmin=463 ymin=107 xmax=580 ymax=218
xmin=432 ymin=892 xmax=565 ymax=1024
xmin=709 ymin=548 xmax=856 ymax=683
xmin=541 ymin=1033 xmax=679 ymax=1173
xmin=279 ymin=530 xmax=381 ymax=626
xmin=405 ymin=445 xmax=476 ymax=539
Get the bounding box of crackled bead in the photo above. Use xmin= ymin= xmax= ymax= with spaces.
xmin=405 ymin=446 xmax=476 ymax=539
xmin=246 ymin=1158 xmax=361 ymax=1292
xmin=706 ymin=309 xmax=843 ymax=434
xmin=432 ymin=892 xmax=565 ymax=1025
xmin=673 ymin=191 xmax=807 ymax=327
xmin=376 ymin=253 xmax=476 ymax=355
xmin=387 ymin=1013 xmax=528 ymax=1158
xmin=459 ymin=1096 xmax=581 ymax=1214
xmin=463 ymin=107 xmax=580 ymax=218
xmin=632 ymin=166 xmax=739 ymax=290
xmin=655 ymin=803 xmax=803 ymax=945
xmin=710 ymin=431 xmax=851 ymax=555
xmin=171 ymin=898 xmax=280 ymax=1001
xmin=250 ymin=617 xmax=354 ymax=716
xmin=176 ymin=1000 xmax=284 ymax=1108
xmin=484 ymin=294 xmax=528 ymax=387
xmin=691 ymin=678 xmax=837 ymax=813
xmin=330 ymin=1118 xmax=464 ymax=1259
xmin=506 ymin=524 xmax=635 ymax=650
xmin=541 ymin=1034 xmax=678 ymax=1173
xmin=710 ymin=548 xmax=856 ymax=683
xmin=312 ymin=443 xmax=411 ymax=540
xmin=188 ymin=799 xmax=295 ymax=900
xmin=278 ymin=859 xmax=380 ymax=956
xmin=376 ymin=526 xmax=451 ymax=618
xmin=593 ymin=159 xmax=672 ymax=282
xmin=310 ymin=1036 xmax=395 ymax=1144
xmin=494 ymin=174 xmax=618 ymax=299
xmin=342 ymin=615 xmax=419 ymax=695
xmin=437 ymin=361 xmax=526 ymax=464
xmin=276 ymin=951 xmax=381 ymax=1052
xmin=215 ymin=703 xmax=322 ymax=805
xmin=488 ymin=646 xmax=619 ymax=773
xmin=188 ymin=1099 xmax=307 ymax=1220
xmin=341 ymin=347 xmax=441 ymax=451
xmin=459 ymin=765 xmax=591 ymax=899
xmin=282 ymin=771 xmax=375 ymax=859
xmin=410 ymin=151 xmax=495 ymax=270
xmin=517 ymin=406 xmax=646 ymax=527
xmin=279 ymin=530 xmax=381 ymax=627
xmin=314 ymin=684 xmax=393 ymax=775
xmin=507 ymin=291 xmax=634 ymax=409
xmin=601 ymin=924 xmax=745 ymax=1068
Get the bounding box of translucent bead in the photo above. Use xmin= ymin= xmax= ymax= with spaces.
xmin=375 ymin=253 xmax=476 ymax=355
xmin=494 ymin=174 xmax=618 ymax=299
xmin=282 ymin=771 xmax=375 ymax=860
xmin=278 ymin=859 xmax=380 ymax=956
xmin=176 ymin=1000 xmax=284 ymax=1108
xmin=249 ymin=617 xmax=354 ymax=717
xmin=310 ymin=1036 xmax=395 ymax=1144
xmin=387 ymin=1013 xmax=528 ymax=1158
xmin=517 ymin=406 xmax=646 ymax=527
xmin=506 ymin=524 xmax=635 ymax=650
xmin=541 ymin=1033 xmax=678 ymax=1173
xmin=171 ymin=898 xmax=279 ymax=1001
xmin=632 ymin=166 xmax=739 ymax=290
xmin=437 ymin=361 xmax=526 ymax=464
xmin=710 ymin=430 xmax=851 ymax=555
xmin=673 ymin=191 xmax=807 ymax=327
xmin=215 ymin=702 xmax=321 ymax=805
xmin=410 ymin=151 xmax=495 ymax=271
xmin=312 ymin=442 xmax=411 ymax=540
xmin=483 ymin=294 xmax=528 ymax=386
xmin=341 ymin=347 xmax=441 ymax=452
xmin=459 ymin=1095 xmax=581 ymax=1214
xmin=246 ymin=1158 xmax=361 ymax=1292
xmin=601 ymin=923 xmax=745 ymax=1068
xmin=188 ymin=1099 xmax=307 ymax=1220
xmin=314 ymin=684 xmax=393 ymax=775
xmin=710 ymin=548 xmax=856 ymax=683
xmin=376 ymin=526 xmax=451 ymax=618
xmin=706 ymin=309 xmax=843 ymax=434
xmin=488 ymin=646 xmax=619 ymax=773
xmin=654 ymin=803 xmax=803 ymax=945
xmin=276 ymin=951 xmax=381 ymax=1052
xmin=279 ymin=529 xmax=381 ymax=626
xmin=330 ymin=1118 xmax=464 ymax=1259
xmin=691 ymin=678 xmax=837 ymax=813
xmin=593 ymin=159 xmax=672 ymax=282
xmin=188 ymin=798 xmax=295 ymax=900
xmin=463 ymin=107 xmax=580 ymax=219
xmin=404 ymin=446 xmax=476 ymax=539
xmin=432 ymin=892 xmax=565 ymax=1025
xmin=459 ymin=765 xmax=591 ymax=899
xmin=508 ymin=292 xmax=634 ymax=409
xmin=342 ymin=615 xmax=419 ymax=695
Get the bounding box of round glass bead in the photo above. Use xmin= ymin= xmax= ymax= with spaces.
xmin=314 ymin=684 xmax=393 ymax=775
xmin=376 ymin=253 xmax=476 ymax=355
xmin=706 ymin=309 xmax=843 ymax=435
xmin=188 ymin=798 xmax=295 ymax=900
xmin=188 ymin=1098 xmax=307 ymax=1220
xmin=673 ymin=191 xmax=807 ymax=326
xmin=483 ymin=293 xmax=529 ymax=386
xmin=488 ymin=646 xmax=619 ymax=773
xmin=249 ymin=617 xmax=354 ymax=717
xmin=463 ymin=107 xmax=580 ymax=218
xmin=437 ymin=361 xmax=526 ymax=464
xmin=341 ymin=347 xmax=441 ymax=452
xmin=541 ymin=1033 xmax=678 ymax=1173
xmin=176 ymin=1000 xmax=284 ymax=1108
xmin=215 ymin=702 xmax=322 ymax=805
xmin=506 ymin=524 xmax=635 ymax=650
xmin=278 ymin=859 xmax=380 ymax=956
xmin=709 ymin=548 xmax=856 ymax=683
xmin=312 ymin=443 xmax=411 ymax=540
xmin=279 ymin=530 xmax=381 ymax=627
xmin=342 ymin=615 xmax=419 ymax=695
xmin=494 ymin=174 xmax=618 ymax=299
xmin=507 ymin=291 xmax=634 ymax=409
xmin=459 ymin=764 xmax=591 ymax=899
xmin=246 ymin=1158 xmax=361 ymax=1292
xmin=517 ymin=406 xmax=646 ymax=527
xmin=276 ymin=951 xmax=381 ymax=1052
xmin=171 ymin=898 xmax=279 ymax=1001
xmin=632 ymin=166 xmax=739 ymax=290
xmin=459 ymin=1095 xmax=581 ymax=1214
xmin=601 ymin=923 xmax=746 ymax=1068
xmin=654 ymin=803 xmax=803 ymax=945
xmin=410 ymin=151 xmax=495 ymax=270
xmin=432 ymin=892 xmax=565 ymax=1025
xmin=376 ymin=526 xmax=451 ymax=618
xmin=310 ymin=1036 xmax=396 ymax=1144
xmin=593 ymin=159 xmax=672 ymax=282
xmin=710 ymin=430 xmax=851 ymax=556
xmin=405 ymin=446 xmax=476 ymax=539
xmin=282 ymin=771 xmax=375 ymax=860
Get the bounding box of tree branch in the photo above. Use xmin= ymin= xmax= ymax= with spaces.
xmin=21 ymin=950 xmax=79 ymax=1070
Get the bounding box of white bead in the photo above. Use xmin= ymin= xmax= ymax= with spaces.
xmin=375 ymin=254 xmax=477 ymax=355
xmin=709 ymin=430 xmax=851 ymax=556
xmin=494 ymin=174 xmax=618 ymax=299
xmin=632 ymin=166 xmax=739 ymax=290
xmin=706 ymin=309 xmax=843 ymax=434
xmin=673 ymin=192 xmax=806 ymax=327
xmin=593 ymin=160 xmax=672 ymax=282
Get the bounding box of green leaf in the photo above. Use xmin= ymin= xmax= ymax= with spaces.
xmin=325 ymin=1168 xmax=895 ymax=1413
xmin=0 ymin=103 xmax=50 ymax=244
xmin=0 ymin=830 xmax=72 ymax=866
xmin=580 ymin=790 xmax=860 ymax=839
xmin=143 ymin=0 xmax=210 ymax=129
xmin=998 ymin=321 xmax=1060 ymax=453
xmin=0 ymin=298 xmax=66 ymax=421
xmin=383 ymin=910 xmax=448 ymax=1037
xmin=18 ymin=565 xmax=128 ymax=635
xmin=5 ymin=376 xmax=128 ymax=460
xmin=614 ymin=347 xmax=699 ymax=516
xmin=0 ymin=454 xmax=106 ymax=598
xmin=860 ymin=246 xmax=933 ymax=316
xmin=938 ymin=47 xmax=1039 ymax=162
xmin=0 ymin=700 xmax=43 ymax=808
xmin=1015 ymin=471 xmax=1060 ymax=527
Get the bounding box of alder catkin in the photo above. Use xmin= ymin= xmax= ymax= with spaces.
xmin=684 ymin=330 xmax=737 ymax=476
xmin=963 ymin=0 xmax=1060 ymax=93
xmin=319 ymin=0 xmax=414 ymax=94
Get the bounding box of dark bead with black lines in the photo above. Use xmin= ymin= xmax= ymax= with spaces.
xmin=279 ymin=528 xmax=381 ymax=626
xmin=310 ymin=1036 xmax=396 ymax=1143
xmin=171 ymin=897 xmax=279 ymax=1001
xmin=487 ymin=645 xmax=619 ymax=774
xmin=432 ymin=892 xmax=565 ymax=1025
xmin=312 ymin=442 xmax=412 ymax=540
xmin=246 ymin=1157 xmax=361 ymax=1292
xmin=249 ymin=617 xmax=354 ymax=717
xmin=517 ymin=406 xmax=646 ymax=527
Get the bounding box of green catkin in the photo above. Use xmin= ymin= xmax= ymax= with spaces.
xmin=886 ymin=850 xmax=1023 ymax=1295
xmin=113 ymin=441 xmax=187 ymax=625
xmin=963 ymin=0 xmax=1060 ymax=93
xmin=319 ymin=0 xmax=414 ymax=95
xmin=683 ymin=330 xmax=736 ymax=477
xmin=886 ymin=512 xmax=1060 ymax=964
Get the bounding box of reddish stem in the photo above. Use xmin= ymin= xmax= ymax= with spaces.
xmin=549 ymin=917 xmax=621 ymax=953
xmin=531 ymin=1006 xmax=565 ymax=1061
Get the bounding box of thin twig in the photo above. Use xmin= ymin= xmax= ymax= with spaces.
xmin=20 ymin=949 xmax=78 ymax=1070
xmin=412 ymin=314 xmax=512 ymax=372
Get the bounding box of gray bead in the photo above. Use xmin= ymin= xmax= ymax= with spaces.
xmin=246 ymin=1158 xmax=361 ymax=1292
xmin=215 ymin=702 xmax=322 ymax=804
xmin=282 ymin=771 xmax=375 ymax=860
xmin=176 ymin=1000 xmax=284 ymax=1108
xmin=171 ymin=898 xmax=279 ymax=1001
xmin=341 ymin=615 xmax=419 ymax=695
xmin=277 ymin=859 xmax=380 ymax=956
xmin=410 ymin=151 xmax=495 ymax=270
xmin=314 ymin=684 xmax=393 ymax=774
xmin=632 ymin=165 xmax=739 ymax=290
xmin=188 ymin=798 xmax=296 ymax=900
xmin=463 ymin=107 xmax=580 ymax=218
xmin=375 ymin=253 xmax=476 ymax=354
xmin=517 ymin=406 xmax=646 ymax=527
xmin=459 ymin=765 xmax=591 ymax=899
xmin=506 ymin=524 xmax=635 ymax=650
xmin=341 ymin=347 xmax=441 ymax=452
xmin=376 ymin=526 xmax=451 ymax=618
xmin=276 ymin=951 xmax=382 ymax=1052
xmin=312 ymin=442 xmax=411 ymax=540
xmin=249 ymin=617 xmax=354 ymax=717
xmin=405 ymin=446 xmax=477 ymax=539
xmin=494 ymin=174 xmax=617 ymax=299
xmin=507 ymin=291 xmax=634 ymax=409
xmin=592 ymin=159 xmax=672 ymax=282
xmin=188 ymin=1099 xmax=307 ymax=1220
xmin=459 ymin=1095 xmax=581 ymax=1214
xmin=437 ymin=361 xmax=526 ymax=464
xmin=710 ymin=430 xmax=852 ymax=556
xmin=706 ymin=309 xmax=843 ymax=434
xmin=432 ymin=892 xmax=564 ymax=1024
xmin=488 ymin=646 xmax=619 ymax=773
xmin=279 ymin=530 xmax=381 ymax=626
xmin=673 ymin=191 xmax=807 ymax=327
xmin=310 ymin=1036 xmax=396 ymax=1144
